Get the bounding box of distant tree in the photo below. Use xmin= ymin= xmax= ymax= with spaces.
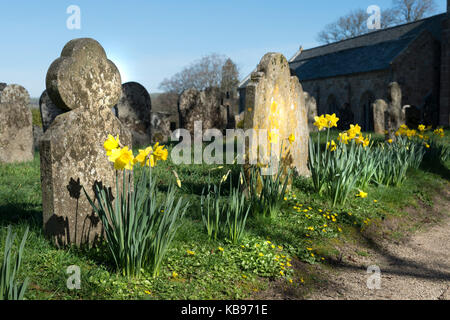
xmin=317 ymin=0 xmax=437 ymax=44
xmin=392 ymin=0 xmax=437 ymax=22
xmin=220 ymin=58 xmax=240 ymax=96
xmin=159 ymin=53 xmax=231 ymax=94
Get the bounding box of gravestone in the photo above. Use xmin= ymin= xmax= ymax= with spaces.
xmin=178 ymin=87 xmax=227 ymax=136
xmin=40 ymin=38 xmax=132 ymax=246
xmin=0 ymin=84 xmax=34 ymax=163
xmin=150 ymin=111 xmax=172 ymax=143
xmin=114 ymin=82 xmax=152 ymax=147
xmin=372 ymin=99 xmax=388 ymax=134
xmin=39 ymin=90 xmax=66 ymax=132
xmin=304 ymin=91 xmax=318 ymax=132
xmin=386 ymin=82 xmax=405 ymax=140
xmin=243 ymin=53 xmax=309 ymax=176
xmin=0 ymin=83 xmax=6 ymax=92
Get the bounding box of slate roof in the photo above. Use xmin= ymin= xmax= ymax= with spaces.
xmin=239 ymin=13 xmax=446 ymax=88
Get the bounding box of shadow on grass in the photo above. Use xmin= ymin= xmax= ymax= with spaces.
xmin=0 ymin=203 xmax=42 ymax=228
xmin=420 ymin=156 xmax=450 ymax=181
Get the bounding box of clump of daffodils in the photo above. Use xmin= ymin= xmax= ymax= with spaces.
xmin=103 ymin=134 xmax=168 ymax=170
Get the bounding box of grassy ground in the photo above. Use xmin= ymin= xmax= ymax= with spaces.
xmin=0 ymin=130 xmax=448 ymax=300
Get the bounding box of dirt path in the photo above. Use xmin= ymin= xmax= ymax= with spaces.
xmin=306 ymin=195 xmax=450 ymax=300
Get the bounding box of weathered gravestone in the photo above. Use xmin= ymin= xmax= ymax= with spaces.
xmin=114 ymin=82 xmax=152 ymax=147
xmin=178 ymin=87 xmax=227 ymax=136
xmin=372 ymin=99 xmax=388 ymax=134
xmin=304 ymin=91 xmax=318 ymax=132
xmin=39 ymin=90 xmax=65 ymax=132
xmin=386 ymin=82 xmax=405 ymax=140
xmin=40 ymin=38 xmax=132 ymax=246
xmin=151 ymin=111 xmax=172 ymax=143
xmin=243 ymin=53 xmax=309 ymax=176
xmin=0 ymin=84 xmax=34 ymax=163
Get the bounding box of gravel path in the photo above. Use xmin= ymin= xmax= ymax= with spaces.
xmin=307 ymin=197 xmax=450 ymax=300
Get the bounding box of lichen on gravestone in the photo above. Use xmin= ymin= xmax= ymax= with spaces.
xmin=243 ymin=52 xmax=310 ymax=177
xmin=40 ymin=38 xmax=132 ymax=246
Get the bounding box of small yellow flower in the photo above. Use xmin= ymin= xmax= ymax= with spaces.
xmin=242 ymin=274 xmax=247 ymax=279
xmin=172 ymin=271 xmax=178 ymax=278
xmin=357 ymin=190 xmax=368 ymax=198
xmin=388 ymin=139 xmax=393 ymax=144
xmin=280 ymin=271 xmax=285 ymax=276
xmin=144 ymin=290 xmax=152 ymax=295
xmin=218 ymin=247 xmax=224 ymax=252
xmin=259 ymin=252 xmax=264 ymax=257
xmin=187 ymin=250 xmax=195 ymax=256
xmin=418 ymin=124 xmax=426 ymax=132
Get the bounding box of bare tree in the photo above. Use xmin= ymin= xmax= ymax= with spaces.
xmin=317 ymin=0 xmax=437 ymax=44
xmin=317 ymin=8 xmax=399 ymax=44
xmin=159 ymin=53 xmax=228 ymax=94
xmin=392 ymin=0 xmax=437 ymax=22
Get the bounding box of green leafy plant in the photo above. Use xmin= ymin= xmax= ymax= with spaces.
xmin=225 ymin=182 xmax=251 ymax=244
xmin=85 ymin=168 xmax=189 ymax=278
xmin=245 ymin=164 xmax=291 ymax=218
xmin=0 ymin=226 xmax=29 ymax=300
xmin=201 ymin=179 xmax=250 ymax=244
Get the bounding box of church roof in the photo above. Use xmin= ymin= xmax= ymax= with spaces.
xmin=239 ymin=13 xmax=446 ymax=88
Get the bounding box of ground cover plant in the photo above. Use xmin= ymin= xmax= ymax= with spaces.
xmin=0 ymin=122 xmax=448 ymax=300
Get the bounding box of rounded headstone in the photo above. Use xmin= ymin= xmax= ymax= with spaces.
xmin=46 ymin=38 xmax=122 ymax=111
xmin=39 ymin=90 xmax=66 ymax=132
xmin=115 ymin=82 xmax=152 ymax=146
xmin=0 ymin=84 xmax=30 ymax=105
xmin=0 ymin=84 xmax=34 ymax=163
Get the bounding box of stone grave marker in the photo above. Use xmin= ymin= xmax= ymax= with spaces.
xmin=40 ymin=38 xmax=132 ymax=246
xmin=243 ymin=53 xmax=309 ymax=176
xmin=0 ymin=84 xmax=34 ymax=163
xmin=114 ymin=82 xmax=152 ymax=147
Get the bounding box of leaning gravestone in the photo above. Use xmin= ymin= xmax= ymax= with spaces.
xmin=40 ymin=38 xmax=132 ymax=246
xmin=39 ymin=90 xmax=66 ymax=132
xmin=304 ymin=91 xmax=318 ymax=132
xmin=0 ymin=84 xmax=34 ymax=163
xmin=372 ymin=99 xmax=388 ymax=134
xmin=178 ymin=87 xmax=227 ymax=136
xmin=243 ymin=53 xmax=309 ymax=176
xmin=386 ymin=82 xmax=405 ymax=140
xmin=114 ymin=82 xmax=152 ymax=147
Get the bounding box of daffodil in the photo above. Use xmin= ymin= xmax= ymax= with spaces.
xmin=103 ymin=134 xmax=120 ymax=155
xmin=326 ymin=140 xmax=337 ymax=152
xmin=418 ymin=124 xmax=426 ymax=132
xmin=314 ymin=115 xmax=328 ymax=131
xmin=325 ymin=113 xmax=339 ymax=128
xmin=108 ymin=147 xmax=134 ymax=170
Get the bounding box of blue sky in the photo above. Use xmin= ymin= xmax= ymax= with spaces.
xmin=0 ymin=0 xmax=447 ymax=97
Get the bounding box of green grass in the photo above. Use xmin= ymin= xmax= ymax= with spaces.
xmin=0 ymin=130 xmax=448 ymax=300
